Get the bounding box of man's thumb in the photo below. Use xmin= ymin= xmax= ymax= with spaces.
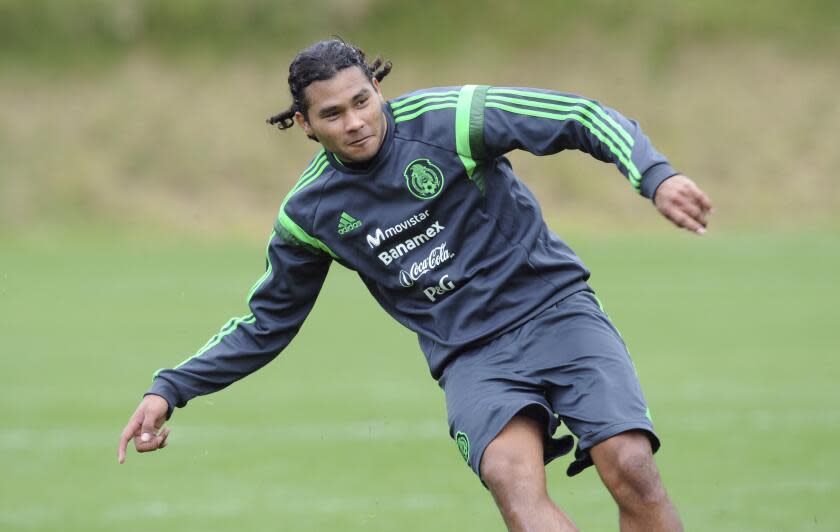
xmin=140 ymin=414 xmax=158 ymax=441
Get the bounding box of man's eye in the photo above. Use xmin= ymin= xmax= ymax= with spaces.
xmin=356 ymin=98 xmax=368 ymax=107
xmin=326 ymin=113 xmax=340 ymax=121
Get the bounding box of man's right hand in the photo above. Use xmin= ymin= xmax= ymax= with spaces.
xmin=118 ymin=394 xmax=171 ymax=464
xmin=653 ymin=174 xmax=713 ymax=235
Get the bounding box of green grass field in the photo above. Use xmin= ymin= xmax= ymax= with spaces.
xmin=1 ymin=227 xmax=838 ymax=531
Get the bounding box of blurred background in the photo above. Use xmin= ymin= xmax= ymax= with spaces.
xmin=1 ymin=1 xmax=838 ymax=530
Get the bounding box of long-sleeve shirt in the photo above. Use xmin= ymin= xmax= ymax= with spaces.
xmin=148 ymin=85 xmax=677 ymax=413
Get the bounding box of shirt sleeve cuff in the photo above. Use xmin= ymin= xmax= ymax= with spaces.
xmin=145 ymin=379 xmax=179 ymax=420
xmin=639 ymin=162 xmax=678 ymax=200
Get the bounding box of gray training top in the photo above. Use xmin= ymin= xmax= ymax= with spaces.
xmin=148 ymin=85 xmax=676 ymax=415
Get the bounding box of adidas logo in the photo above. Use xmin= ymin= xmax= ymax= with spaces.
xmin=337 ymin=212 xmax=362 ymax=235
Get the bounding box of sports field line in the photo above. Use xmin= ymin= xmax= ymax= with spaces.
xmin=0 ymin=508 xmax=58 ymax=530
xmin=0 ymin=419 xmax=446 ymax=450
xmin=726 ymin=478 xmax=836 ymax=496
xmin=101 ymin=492 xmax=452 ymax=521
xmin=657 ymin=407 xmax=839 ymax=432
xmin=0 ymin=493 xmax=456 ymax=531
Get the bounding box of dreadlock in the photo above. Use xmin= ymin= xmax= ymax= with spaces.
xmin=266 ymin=38 xmax=393 ymax=132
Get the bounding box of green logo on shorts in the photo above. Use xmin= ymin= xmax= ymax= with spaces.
xmin=455 ymin=431 xmax=470 ymax=464
xmin=404 ymin=158 xmax=444 ymax=200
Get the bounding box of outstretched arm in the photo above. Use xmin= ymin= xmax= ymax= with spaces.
xmin=117 ymin=228 xmax=331 ymax=463
xmin=460 ymin=85 xmax=713 ymax=230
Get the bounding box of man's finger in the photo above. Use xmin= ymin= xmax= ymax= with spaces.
xmin=118 ymin=432 xmax=131 ymax=464
xmin=696 ymin=190 xmax=713 ymax=213
xmin=666 ymin=208 xmax=705 ymax=235
xmin=139 ymin=413 xmax=159 ymax=444
xmin=680 ymin=202 xmax=708 ymax=228
xmin=684 ymin=181 xmax=713 ymax=213
xmin=677 ymin=212 xmax=706 ymax=235
xmin=133 ymin=425 xmax=172 ymax=453
xmin=134 ymin=435 xmax=159 ymax=453
xmin=118 ymin=416 xmax=142 ymax=464
xmin=667 ymin=189 xmax=709 ymax=230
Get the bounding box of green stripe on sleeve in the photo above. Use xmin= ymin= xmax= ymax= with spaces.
xmin=246 ymin=230 xmax=276 ymax=302
xmin=277 ymin=209 xmax=338 ymax=258
xmin=171 ymin=313 xmax=257 ymax=370
xmin=391 ymin=90 xmax=459 ymax=109
xmin=455 ymin=85 xmax=478 ymax=178
xmin=469 ymin=85 xmax=489 ymax=160
xmin=486 ymin=93 xmax=633 ymax=160
xmin=274 ymin=149 xmax=338 ymax=257
xmin=392 ymin=95 xmax=459 ymax=116
xmin=291 ymin=150 xmax=327 ymax=192
xmin=485 ymin=101 xmax=641 ymax=189
xmin=393 ymin=103 xmax=458 ymax=123
xmin=154 ymin=154 xmax=334 ymax=381
xmin=290 ymin=156 xmax=329 ymax=196
xmin=488 ymin=88 xmax=635 ymax=149
xmin=455 ymin=85 xmax=489 ymax=193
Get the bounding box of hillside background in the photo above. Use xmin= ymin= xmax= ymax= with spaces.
xmin=2 ymin=0 xmax=838 ymax=234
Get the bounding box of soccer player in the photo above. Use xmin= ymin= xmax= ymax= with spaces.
xmin=118 ymin=38 xmax=712 ymax=531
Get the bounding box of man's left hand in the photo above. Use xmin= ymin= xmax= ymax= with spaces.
xmin=653 ymin=174 xmax=713 ymax=235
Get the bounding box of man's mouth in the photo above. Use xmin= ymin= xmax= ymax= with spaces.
xmin=348 ymin=135 xmax=371 ymax=146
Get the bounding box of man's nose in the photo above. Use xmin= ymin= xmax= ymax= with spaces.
xmin=345 ymin=111 xmax=365 ymax=132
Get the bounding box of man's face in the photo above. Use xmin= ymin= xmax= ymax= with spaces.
xmin=294 ymin=67 xmax=387 ymax=163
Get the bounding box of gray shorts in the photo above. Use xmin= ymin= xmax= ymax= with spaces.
xmin=438 ymin=289 xmax=659 ymax=481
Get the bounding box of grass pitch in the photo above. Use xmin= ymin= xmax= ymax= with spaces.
xmin=1 ymin=227 xmax=837 ymax=531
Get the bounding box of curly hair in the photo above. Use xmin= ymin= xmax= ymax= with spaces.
xmin=266 ymin=38 xmax=392 ymax=132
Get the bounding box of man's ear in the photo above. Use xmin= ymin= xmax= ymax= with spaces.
xmin=372 ymin=78 xmax=384 ymax=101
xmin=294 ymin=111 xmax=313 ymax=137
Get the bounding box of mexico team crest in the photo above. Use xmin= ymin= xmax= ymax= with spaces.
xmin=456 ymin=431 xmax=470 ymax=464
xmin=404 ymin=158 xmax=444 ymax=200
